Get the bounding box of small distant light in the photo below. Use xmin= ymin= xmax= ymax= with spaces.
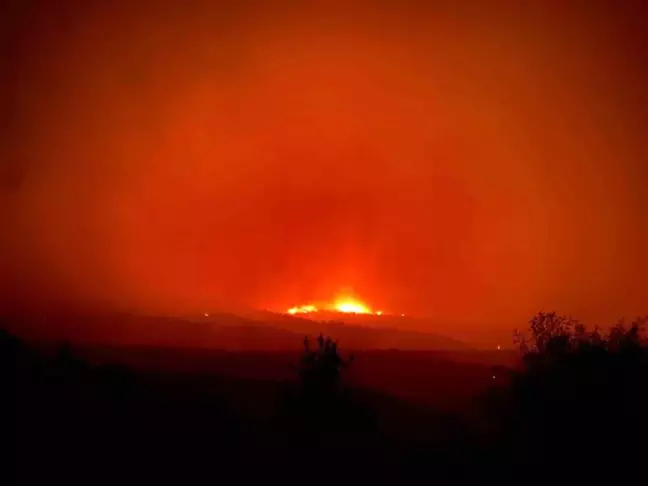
xmin=376 ymin=311 xmax=383 ymax=316
xmin=204 ymin=313 xmax=209 ymax=317
xmin=492 ymin=375 xmax=496 ymax=379
xmin=401 ymin=313 xmax=405 ymax=317
xmin=497 ymin=345 xmax=501 ymax=350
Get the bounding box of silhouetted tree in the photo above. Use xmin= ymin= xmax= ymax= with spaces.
xmin=274 ymin=334 xmax=365 ymax=440
xmin=0 ymin=326 xmax=41 ymax=390
xmin=298 ymin=334 xmax=353 ymax=400
xmin=488 ymin=312 xmax=648 ymax=482
xmin=0 ymin=327 xmax=32 ymax=371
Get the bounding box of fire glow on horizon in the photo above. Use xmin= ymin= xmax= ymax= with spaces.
xmin=286 ymin=295 xmax=384 ymax=316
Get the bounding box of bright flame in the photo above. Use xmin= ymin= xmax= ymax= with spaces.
xmin=333 ymin=299 xmax=371 ymax=314
xmin=287 ymin=305 xmax=318 ymax=315
xmin=285 ymin=295 xmax=378 ymax=315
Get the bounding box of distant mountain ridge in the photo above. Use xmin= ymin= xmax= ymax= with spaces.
xmin=4 ymin=310 xmax=467 ymax=351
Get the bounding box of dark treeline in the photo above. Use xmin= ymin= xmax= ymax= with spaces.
xmin=2 ymin=312 xmax=648 ymax=484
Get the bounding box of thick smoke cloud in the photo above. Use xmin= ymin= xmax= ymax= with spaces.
xmin=2 ymin=1 xmax=647 ymax=343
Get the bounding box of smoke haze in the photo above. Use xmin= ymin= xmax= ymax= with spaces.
xmin=2 ymin=1 xmax=647 ymax=343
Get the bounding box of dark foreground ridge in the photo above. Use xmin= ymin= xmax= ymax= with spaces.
xmin=2 ymin=312 xmax=648 ymax=484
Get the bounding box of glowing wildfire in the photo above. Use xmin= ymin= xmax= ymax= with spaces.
xmin=334 ymin=300 xmax=371 ymax=314
xmin=286 ymin=305 xmax=318 ymax=315
xmin=286 ymin=296 xmax=380 ymax=316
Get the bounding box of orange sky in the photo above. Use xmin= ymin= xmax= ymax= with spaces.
xmin=1 ymin=1 xmax=647 ymax=343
